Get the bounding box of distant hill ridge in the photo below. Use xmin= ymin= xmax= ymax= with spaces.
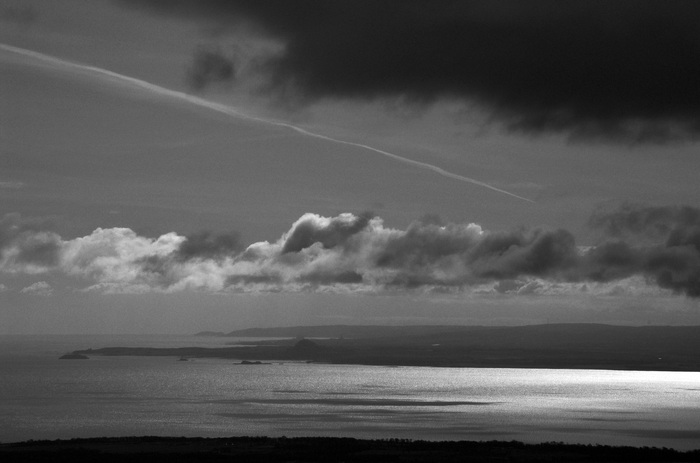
xmin=217 ymin=324 xmax=481 ymax=339
xmin=84 ymin=323 xmax=700 ymax=371
xmin=202 ymin=323 xmax=700 ymax=351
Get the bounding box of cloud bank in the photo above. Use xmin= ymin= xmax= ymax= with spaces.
xmin=2 ymin=205 xmax=699 ymax=297
xmin=118 ymin=0 xmax=700 ymax=143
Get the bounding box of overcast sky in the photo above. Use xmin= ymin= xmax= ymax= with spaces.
xmin=2 ymin=0 xmax=700 ymax=334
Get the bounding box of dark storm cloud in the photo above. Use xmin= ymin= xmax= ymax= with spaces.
xmin=581 ymin=242 xmax=700 ymax=298
xmin=117 ymin=0 xmax=700 ymax=142
xmin=580 ymin=241 xmax=643 ymax=283
xmin=645 ymin=246 xmax=700 ymax=297
xmin=590 ymin=204 xmax=700 ymax=240
xmin=187 ymin=46 xmax=236 ymax=91
xmin=584 ymin=204 xmax=700 ymax=296
xmin=468 ymin=229 xmax=579 ymax=279
xmin=375 ymin=221 xmax=479 ymax=269
xmin=372 ymin=224 xmax=580 ymax=289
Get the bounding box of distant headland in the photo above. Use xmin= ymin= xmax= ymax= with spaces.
xmin=58 ymin=353 xmax=89 ymax=360
xmin=70 ymin=323 xmax=700 ymax=372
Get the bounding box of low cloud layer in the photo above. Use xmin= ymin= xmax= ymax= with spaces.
xmin=1 ymin=205 xmax=699 ymax=297
xmin=118 ymin=0 xmax=700 ymax=142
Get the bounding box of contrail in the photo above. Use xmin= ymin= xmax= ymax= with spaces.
xmin=1 ymin=43 xmax=534 ymax=203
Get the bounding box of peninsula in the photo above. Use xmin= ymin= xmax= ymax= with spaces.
xmin=71 ymin=324 xmax=700 ymax=371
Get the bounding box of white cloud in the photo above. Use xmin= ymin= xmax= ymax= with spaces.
xmin=20 ymin=281 xmax=53 ymax=296
xmin=0 ymin=210 xmax=695 ymax=298
xmin=61 ymin=227 xmax=184 ymax=284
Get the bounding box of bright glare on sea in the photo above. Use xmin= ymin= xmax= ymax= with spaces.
xmin=1 ymin=335 xmax=699 ymax=450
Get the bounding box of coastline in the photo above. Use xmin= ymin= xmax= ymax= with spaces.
xmin=70 ymin=323 xmax=700 ymax=371
xmin=2 ymin=436 xmax=698 ymax=462
xmin=5 ymin=333 xmax=700 ymax=452
xmin=71 ymin=343 xmax=700 ymax=371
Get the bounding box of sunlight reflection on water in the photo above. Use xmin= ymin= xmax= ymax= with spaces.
xmin=1 ymin=335 xmax=699 ymax=450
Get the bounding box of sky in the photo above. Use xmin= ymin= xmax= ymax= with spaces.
xmin=2 ymin=0 xmax=700 ymax=334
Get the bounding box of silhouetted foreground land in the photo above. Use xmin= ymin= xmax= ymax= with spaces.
xmin=73 ymin=324 xmax=700 ymax=371
xmin=2 ymin=436 xmax=699 ymax=462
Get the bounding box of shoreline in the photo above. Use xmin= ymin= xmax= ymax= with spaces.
xmin=2 ymin=436 xmax=699 ymax=462
xmin=71 ymin=342 xmax=700 ymax=372
xmin=35 ymin=323 xmax=700 ymax=372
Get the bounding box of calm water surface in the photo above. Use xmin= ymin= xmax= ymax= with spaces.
xmin=1 ymin=335 xmax=699 ymax=449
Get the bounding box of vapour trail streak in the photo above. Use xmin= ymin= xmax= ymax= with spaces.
xmin=1 ymin=43 xmax=534 ymax=203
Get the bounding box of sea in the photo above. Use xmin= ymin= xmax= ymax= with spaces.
xmin=1 ymin=334 xmax=699 ymax=450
